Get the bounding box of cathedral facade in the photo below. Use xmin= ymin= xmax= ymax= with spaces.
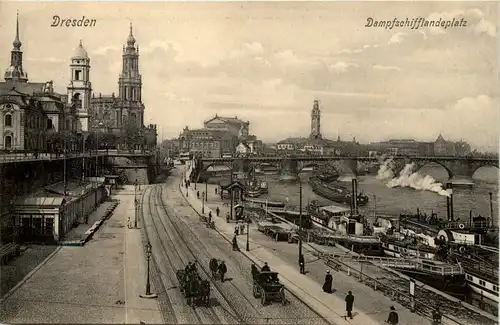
xmin=89 ymin=24 xmax=146 ymax=133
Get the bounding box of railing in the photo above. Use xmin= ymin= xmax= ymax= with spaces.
xmin=0 ymin=149 xmax=156 ymax=163
xmin=199 ymin=155 xmax=498 ymax=161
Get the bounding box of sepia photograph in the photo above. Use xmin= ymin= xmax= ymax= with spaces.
xmin=0 ymin=1 xmax=498 ymax=325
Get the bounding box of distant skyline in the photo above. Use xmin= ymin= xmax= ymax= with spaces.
xmin=0 ymin=2 xmax=498 ymax=151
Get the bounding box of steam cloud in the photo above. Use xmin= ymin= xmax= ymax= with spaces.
xmin=376 ymin=157 xmax=395 ymax=180
xmin=386 ymin=163 xmax=451 ymax=197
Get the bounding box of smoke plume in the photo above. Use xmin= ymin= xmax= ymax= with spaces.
xmin=376 ymin=158 xmax=395 ymax=180
xmin=386 ymin=163 xmax=450 ymax=197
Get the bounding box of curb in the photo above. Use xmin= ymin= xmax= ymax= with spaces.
xmin=60 ymin=201 xmax=120 ymax=247
xmin=178 ymin=182 xmax=343 ymax=325
xmin=0 ymin=245 xmax=62 ymax=304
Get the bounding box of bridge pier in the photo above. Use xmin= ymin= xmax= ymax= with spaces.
xmin=279 ymin=159 xmax=298 ymax=181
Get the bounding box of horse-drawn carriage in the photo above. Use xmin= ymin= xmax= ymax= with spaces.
xmin=176 ymin=268 xmax=211 ymax=307
xmin=251 ymin=267 xmax=286 ymax=305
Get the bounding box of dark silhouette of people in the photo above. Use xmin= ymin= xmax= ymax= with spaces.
xmin=215 ymin=187 xmax=218 ymax=195
xmin=218 ymin=260 xmax=227 ymax=282
xmin=216 ymin=206 xmax=220 ymax=217
xmin=345 ymin=291 xmax=354 ymax=319
xmin=208 ymin=211 xmax=212 ymax=223
xmin=185 ymin=262 xmax=192 ymax=274
xmin=432 ymin=305 xmax=442 ymax=324
xmin=387 ymin=306 xmax=399 ymax=324
xmin=234 ymin=225 xmax=239 ymax=236
xmin=251 ymin=264 xmax=259 ymax=279
xmin=299 ymin=254 xmax=305 ymax=274
xmin=322 ymin=270 xmax=333 ymax=293
xmin=197 ymin=191 xmax=200 ymax=199
xmin=261 ymin=262 xmax=271 ymax=272
xmin=232 ymin=235 xmax=239 ymax=251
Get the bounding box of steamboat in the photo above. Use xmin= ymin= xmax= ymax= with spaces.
xmin=309 ymin=177 xmax=369 ymax=206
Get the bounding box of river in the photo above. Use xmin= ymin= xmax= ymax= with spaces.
xmin=209 ymin=164 xmax=499 ymax=223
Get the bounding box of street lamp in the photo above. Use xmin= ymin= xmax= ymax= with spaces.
xmin=139 ymin=242 xmax=157 ymax=299
xmin=134 ymin=179 xmax=138 ymax=228
xmin=298 ymin=177 xmax=303 ymax=264
xmin=230 ymin=162 xmax=234 ymax=221
xmin=95 ymin=122 xmax=104 ymax=177
xmin=205 ymin=181 xmax=208 ymax=201
xmin=202 ymin=191 xmax=205 ymax=214
xmin=246 ymin=221 xmax=250 ymax=251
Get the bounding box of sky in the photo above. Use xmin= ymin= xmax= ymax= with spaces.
xmin=0 ymin=1 xmax=498 ymax=151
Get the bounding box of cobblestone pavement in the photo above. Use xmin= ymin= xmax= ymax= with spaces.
xmin=0 ymin=188 xmax=162 ymax=324
xmin=141 ymin=173 xmax=331 ymax=324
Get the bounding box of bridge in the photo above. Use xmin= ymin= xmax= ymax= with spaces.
xmin=193 ymin=155 xmax=499 ymax=183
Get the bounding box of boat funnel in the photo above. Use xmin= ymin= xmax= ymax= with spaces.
xmin=446 ymin=183 xmax=453 ymax=222
xmin=351 ymin=178 xmax=358 ymax=215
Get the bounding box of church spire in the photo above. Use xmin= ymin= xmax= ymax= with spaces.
xmin=127 ymin=22 xmax=136 ymax=47
xmin=4 ymin=11 xmax=28 ymax=82
xmin=13 ymin=11 xmax=22 ymax=49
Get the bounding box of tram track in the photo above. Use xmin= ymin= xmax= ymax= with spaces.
xmin=161 ymin=178 xmax=332 ymax=324
xmin=142 ymin=185 xmax=241 ymax=324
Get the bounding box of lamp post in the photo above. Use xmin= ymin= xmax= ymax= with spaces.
xmin=298 ymin=178 xmax=303 ymax=260
xmin=95 ymin=122 xmax=104 ymax=177
xmin=205 ymin=181 xmax=208 ymax=201
xmin=139 ymin=242 xmax=158 ymax=299
xmin=246 ymin=221 xmax=250 ymax=251
xmin=230 ymin=162 xmax=234 ymax=221
xmin=202 ymin=191 xmax=205 ymax=214
xmin=63 ymin=137 xmax=67 ymax=196
xmin=134 ymin=179 xmax=138 ymax=228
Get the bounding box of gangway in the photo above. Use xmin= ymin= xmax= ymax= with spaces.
xmin=315 ymin=252 xmax=463 ymax=276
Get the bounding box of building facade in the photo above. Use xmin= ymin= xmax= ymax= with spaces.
xmin=310 ymin=99 xmax=322 ymax=140
xmin=0 ymin=15 xmax=79 ymax=152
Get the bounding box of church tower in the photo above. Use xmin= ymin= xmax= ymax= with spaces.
xmin=4 ymin=12 xmax=28 ymax=83
xmin=67 ymin=40 xmax=92 ymax=132
xmin=118 ymin=23 xmax=144 ymax=128
xmin=309 ymin=99 xmax=322 ymax=140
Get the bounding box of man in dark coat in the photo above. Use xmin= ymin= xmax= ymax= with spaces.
xmin=345 ymin=291 xmax=354 ymax=319
xmin=299 ymin=254 xmax=305 ymax=274
xmin=387 ymin=306 xmax=399 ymax=324
xmin=197 ymin=191 xmax=200 ymax=199
xmin=208 ymin=211 xmax=212 ymax=224
xmin=218 ymin=261 xmax=227 ymax=282
xmin=232 ymin=235 xmax=239 ymax=251
xmin=261 ymin=262 xmax=271 ymax=272
xmin=322 ymin=270 xmax=333 ymax=293
xmin=216 ymin=206 xmax=220 ymax=216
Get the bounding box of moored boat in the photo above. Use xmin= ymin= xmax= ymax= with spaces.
xmin=309 ymin=177 xmax=369 ymax=206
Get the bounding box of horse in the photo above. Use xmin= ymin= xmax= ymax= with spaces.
xmin=200 ymin=280 xmax=211 ymax=306
xmin=209 ymin=258 xmax=219 ymax=279
xmin=186 ymin=275 xmax=200 ymax=307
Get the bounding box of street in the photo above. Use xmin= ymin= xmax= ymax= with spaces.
xmin=140 ymin=169 xmax=331 ymax=324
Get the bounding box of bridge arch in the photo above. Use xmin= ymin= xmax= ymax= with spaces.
xmin=201 ymin=162 xmax=233 ymax=173
xmin=472 ymin=165 xmax=499 ymax=182
xmin=411 ymin=161 xmax=454 ymax=180
xmin=298 ymin=162 xmax=322 ymax=173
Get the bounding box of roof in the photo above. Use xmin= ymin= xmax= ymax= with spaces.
xmin=204 ymin=115 xmax=248 ymax=126
xmin=73 ymin=42 xmax=89 ymax=59
xmin=14 ymin=196 xmax=65 ymax=207
xmin=319 ymin=205 xmax=351 ymax=215
xmin=0 ymin=81 xmax=45 ymax=96
xmin=221 ymin=181 xmax=245 ymax=190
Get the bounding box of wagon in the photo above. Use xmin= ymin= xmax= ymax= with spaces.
xmin=252 ymin=271 xmax=286 ymax=305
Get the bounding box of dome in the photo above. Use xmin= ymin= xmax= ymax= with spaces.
xmin=72 ymin=41 xmax=88 ymax=59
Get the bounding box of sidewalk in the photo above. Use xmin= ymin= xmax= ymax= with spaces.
xmin=62 ymin=201 xmax=115 ymax=244
xmin=180 ymin=166 xmax=437 ymax=325
xmin=0 ymin=186 xmax=163 ymax=324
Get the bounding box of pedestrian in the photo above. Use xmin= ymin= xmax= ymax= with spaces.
xmin=322 ymin=270 xmax=333 ymax=293
xmin=216 ymin=206 xmax=220 ymax=217
xmin=345 ymin=291 xmax=354 ymax=319
xmin=208 ymin=211 xmax=212 ymax=224
xmin=261 ymin=262 xmax=271 ymax=272
xmin=386 ymin=306 xmax=399 ymax=325
xmin=232 ymin=235 xmax=239 ymax=251
xmin=299 ymin=254 xmax=305 ymax=274
xmin=218 ymin=260 xmax=227 ymax=282
xmin=226 ymin=212 xmax=230 ymax=223
xmin=234 ymin=224 xmax=239 ymax=236
xmin=215 ymin=187 xmax=218 ymax=195
xmin=240 ymin=223 xmax=245 ymax=235
xmin=197 ymin=191 xmax=200 ymax=199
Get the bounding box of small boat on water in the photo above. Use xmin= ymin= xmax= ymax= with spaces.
xmin=309 ymin=177 xmax=369 ymax=206
xmin=246 ymin=180 xmax=262 ymax=198
xmin=316 ymin=169 xmax=340 ymax=182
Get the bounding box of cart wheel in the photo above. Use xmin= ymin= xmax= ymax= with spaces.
xmin=280 ymin=289 xmax=286 ymax=305
xmin=260 ymin=289 xmax=266 ymax=305
xmin=253 ymin=284 xmax=259 ymax=298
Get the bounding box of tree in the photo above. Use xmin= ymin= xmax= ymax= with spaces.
xmin=121 ymin=120 xmax=141 ymax=151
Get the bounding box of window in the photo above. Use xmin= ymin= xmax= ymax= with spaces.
xmin=46 ymin=118 xmax=53 ymax=130
xmin=494 ymin=285 xmax=499 ymax=292
xmin=466 ymin=275 xmax=473 ymax=281
xmin=479 ymin=280 xmax=486 ymax=287
xmin=75 ymin=70 xmax=81 ymax=81
xmin=66 ymin=119 xmax=71 ymax=130
xmin=4 ymin=135 xmax=12 ymax=149
xmin=4 ymin=114 xmax=12 ymax=126
xmin=45 ymin=218 xmax=54 ymax=235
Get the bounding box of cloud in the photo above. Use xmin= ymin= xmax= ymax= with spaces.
xmin=329 ymin=61 xmax=358 ymax=73
xmin=427 ymin=8 xmax=497 ymax=37
xmin=372 ymin=64 xmax=402 ymax=71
